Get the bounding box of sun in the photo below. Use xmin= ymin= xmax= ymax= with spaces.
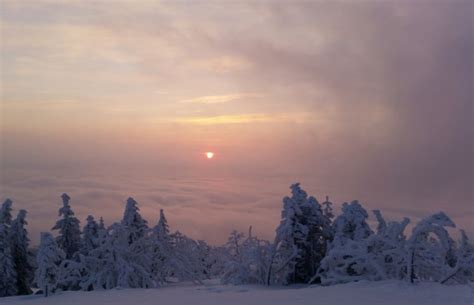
xmin=205 ymin=152 xmax=214 ymax=159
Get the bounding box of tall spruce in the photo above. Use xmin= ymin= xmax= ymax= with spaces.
xmin=122 ymin=197 xmax=148 ymax=245
xmin=35 ymin=232 xmax=65 ymax=297
xmin=52 ymin=193 xmax=81 ymax=259
xmin=81 ymin=215 xmax=100 ymax=255
xmin=0 ymin=198 xmax=13 ymax=225
xmin=271 ymin=183 xmax=333 ymax=284
xmin=10 ymin=209 xmax=33 ymax=295
xmin=0 ymin=223 xmax=17 ymax=297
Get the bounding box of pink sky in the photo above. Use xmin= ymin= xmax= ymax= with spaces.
xmin=1 ymin=1 xmax=472 ymax=244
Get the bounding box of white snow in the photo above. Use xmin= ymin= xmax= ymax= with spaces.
xmin=2 ymin=280 xmax=472 ymax=305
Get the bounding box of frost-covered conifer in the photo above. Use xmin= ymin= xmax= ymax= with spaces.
xmin=441 ymin=230 xmax=474 ymax=284
xmin=81 ymin=201 xmax=153 ymax=290
xmin=317 ymin=200 xmax=374 ymax=285
xmin=221 ymin=228 xmax=273 ymax=285
xmin=98 ymin=217 xmax=106 ymax=231
xmin=35 ymin=232 xmax=65 ymax=297
xmin=271 ymin=183 xmax=332 ymax=284
xmin=150 ymin=209 xmax=172 ymax=284
xmin=0 ymin=198 xmax=13 ymax=225
xmin=365 ymin=210 xmax=410 ymax=281
xmin=155 ymin=209 xmax=170 ymax=241
xmin=52 ymin=194 xmax=81 ymax=259
xmin=150 ymin=209 xmax=207 ymax=285
xmin=169 ymin=231 xmax=207 ymax=283
xmin=10 ymin=210 xmax=33 ymax=295
xmin=0 ymin=223 xmax=17 ymax=297
xmin=331 ymin=200 xmax=373 ymax=247
xmin=406 ymin=212 xmax=455 ymax=283
xmin=83 ymin=222 xmax=154 ymax=290
xmin=321 ymin=196 xmax=335 ymax=220
xmin=81 ymin=215 xmax=100 ymax=255
xmin=122 ymin=197 xmax=148 ymax=245
xmin=271 ymin=185 xmax=305 ymax=284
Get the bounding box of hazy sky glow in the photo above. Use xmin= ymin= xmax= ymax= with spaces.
xmin=1 ymin=1 xmax=472 ymax=244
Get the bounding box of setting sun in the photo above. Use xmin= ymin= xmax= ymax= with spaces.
xmin=206 ymin=152 xmax=214 ymax=159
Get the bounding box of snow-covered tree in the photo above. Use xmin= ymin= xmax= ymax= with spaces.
xmin=221 ymin=228 xmax=273 ymax=285
xmin=0 ymin=223 xmax=17 ymax=297
xmin=122 ymin=197 xmax=148 ymax=245
xmin=58 ymin=255 xmax=85 ymax=291
xmin=270 ymin=186 xmax=305 ymax=284
xmin=321 ymin=196 xmax=335 ymax=220
xmin=406 ymin=212 xmax=456 ymax=283
xmin=35 ymin=232 xmax=65 ymax=297
xmin=98 ymin=217 xmax=106 ymax=231
xmin=81 ymin=215 xmax=100 ymax=255
xmin=150 ymin=209 xmax=172 ymax=284
xmin=300 ymin=193 xmax=333 ymax=282
xmin=365 ymin=210 xmax=410 ymax=281
xmin=58 ymin=215 xmax=100 ymax=292
xmin=196 ymin=240 xmax=214 ymax=278
xmin=331 ymin=200 xmax=373 ymax=247
xmin=155 ymin=209 xmax=170 ymax=241
xmin=150 ymin=209 xmax=208 ymax=284
xmin=81 ymin=222 xmax=154 ymax=290
xmin=80 ymin=200 xmax=153 ymax=290
xmin=270 ymin=183 xmax=332 ymax=284
xmin=10 ymin=209 xmax=33 ymax=295
xmin=441 ymin=230 xmax=474 ymax=284
xmin=52 ymin=193 xmax=81 ymax=259
xmin=206 ymin=245 xmax=228 ymax=277
xmin=0 ymin=198 xmax=13 ymax=225
xmin=317 ymin=200 xmax=374 ymax=285
xmin=170 ymin=231 xmax=208 ymax=283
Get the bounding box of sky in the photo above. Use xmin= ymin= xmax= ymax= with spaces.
xmin=0 ymin=0 xmax=473 ymax=245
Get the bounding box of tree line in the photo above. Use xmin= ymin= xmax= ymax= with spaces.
xmin=0 ymin=183 xmax=473 ymax=297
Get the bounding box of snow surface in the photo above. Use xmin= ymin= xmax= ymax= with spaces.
xmin=2 ymin=280 xmax=472 ymax=305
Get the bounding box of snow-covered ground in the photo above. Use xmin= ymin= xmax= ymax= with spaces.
xmin=2 ymin=280 xmax=473 ymax=305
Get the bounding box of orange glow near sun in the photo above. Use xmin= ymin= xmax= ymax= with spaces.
xmin=206 ymin=152 xmax=214 ymax=159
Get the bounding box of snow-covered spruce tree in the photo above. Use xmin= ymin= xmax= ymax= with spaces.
xmin=150 ymin=209 xmax=207 ymax=285
xmin=441 ymin=230 xmax=474 ymax=284
xmin=317 ymin=200 xmax=374 ymax=285
xmin=155 ymin=209 xmax=170 ymax=241
xmin=80 ymin=199 xmax=154 ymax=290
xmin=122 ymin=197 xmax=148 ymax=245
xmin=0 ymin=198 xmax=13 ymax=225
xmin=365 ymin=210 xmax=410 ymax=281
xmin=196 ymin=239 xmax=214 ymax=278
xmin=270 ymin=183 xmax=332 ymax=284
xmin=58 ymin=216 xmax=101 ymax=292
xmin=52 ymin=193 xmax=81 ymax=259
xmin=81 ymin=215 xmax=100 ymax=255
xmin=331 ymin=200 xmax=373 ymax=247
xmin=301 ymin=192 xmax=333 ymax=282
xmin=171 ymin=231 xmax=208 ymax=283
xmin=57 ymin=254 xmax=87 ymax=291
xmin=321 ymin=196 xmax=335 ymax=220
xmin=98 ymin=217 xmax=106 ymax=231
xmin=207 ymin=245 xmax=229 ymax=277
xmin=221 ymin=228 xmax=273 ymax=285
xmin=150 ymin=209 xmax=172 ymax=284
xmin=35 ymin=232 xmax=65 ymax=297
xmin=10 ymin=209 xmax=33 ymax=295
xmin=221 ymin=230 xmax=246 ymax=284
xmin=406 ymin=212 xmax=456 ymax=283
xmin=0 ymin=223 xmax=17 ymax=297
xmin=269 ymin=188 xmax=303 ymax=284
